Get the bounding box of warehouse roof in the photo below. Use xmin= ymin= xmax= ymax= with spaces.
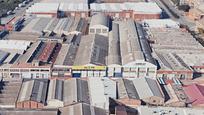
xmin=0 ymin=109 xmax=58 ymax=115
xmin=135 ymin=22 xmax=157 ymax=65
xmin=63 ymin=79 xmax=77 ymax=106
xmin=116 ymin=79 xmax=129 ymax=99
xmin=22 ymin=18 xmax=51 ymax=34
xmin=30 ymin=79 xmax=49 ymax=103
xmin=46 ymin=79 xmax=93 ymax=108
xmin=44 ymin=18 xmax=60 ymax=33
xmin=59 ymin=3 xmax=89 ymax=11
xmin=54 ymin=44 xmax=78 ymax=66
xmin=125 ymin=2 xmax=162 ymax=14
xmin=47 ymin=79 xmax=64 ymax=103
xmin=23 ymin=17 xmax=87 ymax=35
xmin=0 ymin=50 xmax=21 ymax=68
xmin=138 ymin=106 xmax=204 ymax=115
xmin=88 ymin=77 xmax=115 ymax=109
xmin=148 ymin=28 xmax=203 ymax=51
xmin=59 ymin=103 xmax=107 ymax=115
xmin=132 ymin=77 xmax=164 ymax=99
xmin=176 ymin=53 xmax=204 ymax=67
xmin=7 ymin=32 xmax=39 ymax=41
xmin=17 ymin=80 xmax=34 ymax=102
xmin=74 ymin=34 xmax=108 ymax=66
xmin=153 ymin=52 xmax=192 ymax=71
xmin=26 ymin=3 xmax=59 ymax=14
xmin=123 ymin=79 xmax=140 ymax=99
xmin=90 ymin=2 xmax=162 ymax=14
xmin=17 ymin=41 xmax=42 ymax=63
xmin=53 ymin=17 xmax=87 ymax=35
xmin=3 ymin=52 xmax=19 ymax=64
xmin=63 ymin=79 xmax=89 ymax=106
xmin=118 ymin=20 xmax=145 ymax=65
xmin=36 ymin=42 xmax=57 ymax=63
xmin=183 ymin=84 xmax=204 ymax=105
xmin=41 ymin=0 xmax=89 ymax=3
xmin=90 ymin=13 xmax=109 ymax=28
xmin=108 ymin=20 xmax=156 ymax=66
xmin=102 ymin=78 xmax=117 ymax=99
xmin=108 ymin=23 xmax=121 ymax=65
xmin=76 ymin=79 xmax=90 ymax=104
xmin=17 ymin=79 xmax=49 ymax=104
xmin=0 ymin=40 xmax=31 ymax=51
xmin=142 ymin=19 xmax=180 ymax=28
xmin=148 ymin=27 xmax=204 ymax=70
xmin=0 ymin=50 xmax=9 ymax=64
xmin=0 ymin=80 xmax=22 ymax=107
xmin=88 ymin=78 xmax=107 ymax=106
xmin=157 ymin=78 xmax=188 ymax=105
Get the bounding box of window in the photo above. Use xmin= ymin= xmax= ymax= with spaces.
xmin=20 ymin=69 xmax=29 ymax=72
xmin=10 ymin=69 xmax=19 ymax=72
xmin=40 ymin=69 xmax=49 ymax=72
xmin=96 ymin=29 xmax=101 ymax=33
xmin=89 ymin=29 xmax=95 ymax=33
xmin=102 ymin=29 xmax=107 ymax=33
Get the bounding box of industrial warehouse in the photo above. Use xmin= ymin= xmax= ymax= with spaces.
xmin=52 ymin=14 xmax=157 ymax=78
xmin=0 ymin=77 xmax=203 ymax=114
xmin=25 ymin=1 xmax=162 ymax=20
xmin=0 ymin=13 xmax=204 ymax=79
xmin=1 ymin=0 xmax=204 ymax=114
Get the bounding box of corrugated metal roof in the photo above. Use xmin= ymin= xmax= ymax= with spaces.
xmin=74 ymin=34 xmax=108 ymax=66
xmin=17 ymin=80 xmax=34 ymax=102
xmin=41 ymin=0 xmax=89 ymax=3
xmin=0 ymin=40 xmax=31 ymax=51
xmin=90 ymin=2 xmax=162 ymax=14
xmin=59 ymin=103 xmax=107 ymax=115
xmin=118 ymin=20 xmax=145 ymax=65
xmin=135 ymin=23 xmax=156 ymax=65
xmin=63 ymin=79 xmax=77 ymax=106
xmin=142 ymin=19 xmax=180 ymax=28
xmin=90 ymin=13 xmax=109 ymax=28
xmin=102 ymin=78 xmax=117 ymax=99
xmin=54 ymin=44 xmax=78 ymax=66
xmin=108 ymin=22 xmax=121 ymax=65
xmin=55 ymin=80 xmax=64 ymax=101
xmin=184 ymin=84 xmax=204 ymax=105
xmin=31 ymin=79 xmax=48 ymax=103
xmin=116 ymin=79 xmax=128 ymax=99
xmin=132 ymin=77 xmax=163 ymax=99
xmin=88 ymin=77 xmax=108 ymax=109
xmin=19 ymin=44 xmax=36 ymax=62
xmin=76 ymin=79 xmax=90 ymax=104
xmin=0 ymin=109 xmax=58 ymax=115
xmin=123 ymin=79 xmax=139 ymax=99
xmin=26 ymin=3 xmax=59 ymax=14
xmin=59 ymin=3 xmax=89 ymax=11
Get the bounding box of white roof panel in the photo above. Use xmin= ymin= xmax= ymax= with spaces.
xmin=90 ymin=2 xmax=162 ymax=14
